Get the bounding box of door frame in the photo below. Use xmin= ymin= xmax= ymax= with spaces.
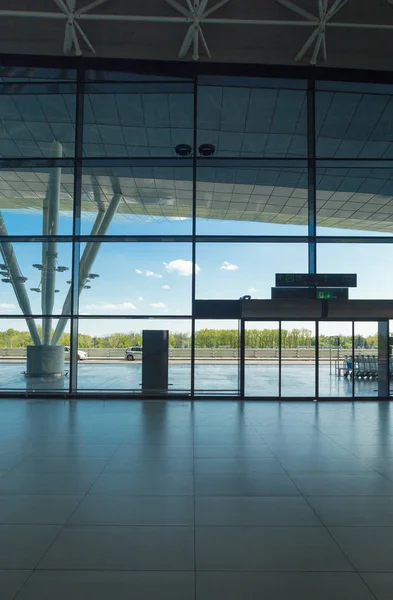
xmin=239 ymin=318 xmax=390 ymax=401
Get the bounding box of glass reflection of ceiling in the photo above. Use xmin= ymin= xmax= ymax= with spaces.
xmin=3 ymin=87 xmax=393 ymax=159
xmin=0 ymin=92 xmax=75 ymax=158
xmin=316 ymin=91 xmax=393 ymax=158
xmin=83 ymin=87 xmax=307 ymax=158
xmin=2 ymin=165 xmax=393 ymax=232
xmin=2 ymin=86 xmax=393 ymax=232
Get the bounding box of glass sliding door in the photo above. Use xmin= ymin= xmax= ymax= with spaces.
xmin=281 ymin=321 xmax=316 ymax=398
xmin=244 ymin=321 xmax=279 ymax=397
xmin=194 ymin=320 xmax=240 ymax=396
xmin=318 ymin=321 xmax=353 ymax=398
xmin=354 ymin=322 xmax=379 ymax=399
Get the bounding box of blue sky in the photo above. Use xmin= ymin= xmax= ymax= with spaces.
xmin=0 ymin=209 xmax=390 ymax=338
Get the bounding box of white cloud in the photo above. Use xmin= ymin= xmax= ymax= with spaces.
xmin=138 ymin=297 xmax=144 ymax=301
xmin=145 ymin=270 xmax=163 ymax=278
xmin=164 ymin=259 xmax=200 ymax=277
xmin=248 ymin=288 xmax=258 ymax=293
xmin=135 ymin=269 xmax=163 ymax=279
xmin=220 ymin=261 xmax=240 ymax=271
xmin=0 ymin=303 xmax=15 ymax=310
xmin=162 ymin=284 xmax=170 ymax=290
xmin=150 ymin=302 xmax=166 ymax=308
xmin=84 ymin=302 xmax=137 ymax=311
xmin=167 ymin=217 xmax=189 ymax=221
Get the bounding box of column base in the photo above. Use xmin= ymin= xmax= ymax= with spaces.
xmin=26 ymin=345 xmax=65 ymax=378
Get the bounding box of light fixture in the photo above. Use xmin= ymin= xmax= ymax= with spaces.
xmin=198 ymin=143 xmax=215 ymax=157
xmin=175 ymin=144 xmax=192 ymax=157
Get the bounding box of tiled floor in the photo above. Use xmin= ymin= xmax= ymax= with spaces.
xmin=0 ymin=400 xmax=392 ymax=599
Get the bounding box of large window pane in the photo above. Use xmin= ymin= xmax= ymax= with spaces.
xmin=198 ymin=77 xmax=307 ymax=157
xmin=83 ymin=83 xmax=193 ymax=157
xmin=0 ymin=82 xmax=76 ymax=158
xmin=245 ymin=321 xmax=279 ymax=397
xmin=194 ymin=319 xmax=239 ymax=396
xmin=196 ymin=163 xmax=308 ymax=235
xmin=317 ymin=243 xmax=393 ymax=299
xmin=0 ymin=242 xmax=72 ymax=316
xmin=0 ymin=318 xmax=70 ymax=391
xmin=281 ymin=321 xmax=316 ymax=397
xmin=317 ymin=164 xmax=393 ymax=235
xmin=354 ymin=321 xmax=379 ymax=398
xmin=78 ymin=242 xmax=192 ymax=316
xmin=0 ymin=167 xmax=73 ymax=235
xmin=196 ymin=243 xmax=308 ymax=300
xmin=318 ymin=321 xmax=353 ymax=398
xmin=81 ymin=164 xmax=192 ymax=235
xmin=316 ymin=82 xmax=393 ymax=159
xmin=77 ymin=318 xmax=191 ymax=394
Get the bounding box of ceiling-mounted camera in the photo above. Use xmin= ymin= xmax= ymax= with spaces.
xmin=175 ymin=144 xmax=192 ymax=157
xmin=198 ymin=143 xmax=216 ymax=157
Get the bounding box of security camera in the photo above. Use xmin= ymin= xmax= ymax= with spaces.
xmin=175 ymin=144 xmax=192 ymax=157
xmin=198 ymin=143 xmax=215 ymax=157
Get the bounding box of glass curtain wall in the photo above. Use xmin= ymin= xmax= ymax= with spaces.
xmin=0 ymin=62 xmax=391 ymax=397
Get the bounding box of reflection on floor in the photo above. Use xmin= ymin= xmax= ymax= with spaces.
xmin=0 ymin=363 xmax=382 ymax=397
xmin=0 ymin=399 xmax=392 ymax=599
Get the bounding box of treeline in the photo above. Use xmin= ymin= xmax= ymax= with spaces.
xmin=195 ymin=329 xmax=378 ymax=349
xmin=0 ymin=327 xmax=378 ymax=349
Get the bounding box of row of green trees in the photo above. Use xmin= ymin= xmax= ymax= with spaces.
xmin=0 ymin=327 xmax=378 ymax=349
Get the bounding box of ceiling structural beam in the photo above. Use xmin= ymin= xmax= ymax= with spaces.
xmin=326 ymin=0 xmax=349 ymax=20
xmin=198 ymin=24 xmax=211 ymax=57
xmin=275 ymin=0 xmax=318 ymax=22
xmin=51 ymin=0 xmax=104 ymax=55
xmin=275 ymin=0 xmax=350 ymax=65
xmin=3 ymin=0 xmax=393 ymax=63
xmin=165 ymin=0 xmax=191 ymax=18
xmin=76 ymin=0 xmax=110 ymax=15
xmin=165 ymin=0 xmax=226 ymax=60
xmin=203 ymin=0 xmax=232 ymax=18
xmin=178 ymin=24 xmax=196 ymax=58
xmin=295 ymin=26 xmax=320 ymax=61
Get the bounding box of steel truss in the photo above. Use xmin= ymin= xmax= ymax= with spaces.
xmin=0 ymin=0 xmax=392 ymax=64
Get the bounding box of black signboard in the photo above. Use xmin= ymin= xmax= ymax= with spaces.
xmin=275 ymin=274 xmax=357 ymax=288
xmin=271 ymin=287 xmax=348 ymax=300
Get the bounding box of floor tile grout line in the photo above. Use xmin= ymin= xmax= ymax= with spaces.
xmin=12 ymin=446 xmax=118 ymax=598
xmin=1 ymin=400 xmax=393 ymax=599
xmin=313 ymin=425 xmax=393 ymax=483
xmin=192 ymin=409 xmax=197 ymax=600
xmin=247 ymin=416 xmax=381 ymax=599
xmin=0 ymin=450 xmax=40 ymax=479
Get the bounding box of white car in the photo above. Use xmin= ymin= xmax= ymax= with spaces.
xmin=125 ymin=346 xmax=143 ymax=361
xmin=64 ymin=347 xmax=88 ymax=361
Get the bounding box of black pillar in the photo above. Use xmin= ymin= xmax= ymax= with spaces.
xmin=142 ymin=330 xmax=169 ymax=394
xmin=378 ymin=320 xmax=389 ymax=399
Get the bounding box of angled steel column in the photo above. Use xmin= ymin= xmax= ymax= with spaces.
xmin=41 ymin=140 xmax=62 ymax=345
xmin=51 ymin=189 xmax=121 ymax=345
xmin=0 ymin=214 xmax=41 ymax=346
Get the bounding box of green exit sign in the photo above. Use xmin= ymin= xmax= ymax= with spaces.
xmin=317 ymin=290 xmax=333 ymax=299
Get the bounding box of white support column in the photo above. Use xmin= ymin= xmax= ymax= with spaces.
xmin=51 ymin=191 xmax=122 ymax=345
xmin=41 ymin=141 xmax=62 ymax=346
xmin=0 ymin=214 xmax=41 ymax=346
